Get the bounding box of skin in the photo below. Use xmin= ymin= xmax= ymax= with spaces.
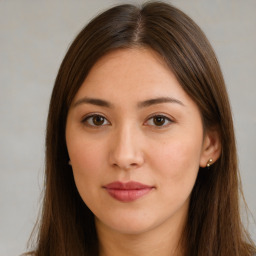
xmin=66 ymin=48 xmax=221 ymax=256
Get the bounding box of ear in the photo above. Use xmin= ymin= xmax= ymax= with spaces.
xmin=199 ymin=128 xmax=221 ymax=168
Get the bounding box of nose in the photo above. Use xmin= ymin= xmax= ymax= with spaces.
xmin=109 ymin=124 xmax=144 ymax=170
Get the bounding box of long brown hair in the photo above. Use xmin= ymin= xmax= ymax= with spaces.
xmin=27 ymin=2 xmax=256 ymax=255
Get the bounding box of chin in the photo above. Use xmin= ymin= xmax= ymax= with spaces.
xmin=95 ymin=210 xmax=173 ymax=236
xmin=104 ymin=220 xmax=156 ymax=235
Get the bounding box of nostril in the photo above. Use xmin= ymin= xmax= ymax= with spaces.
xmin=111 ymin=157 xmax=144 ymax=170
xmin=108 ymin=131 xmax=144 ymax=169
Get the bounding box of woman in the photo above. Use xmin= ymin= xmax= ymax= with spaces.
xmin=26 ymin=2 xmax=256 ymax=256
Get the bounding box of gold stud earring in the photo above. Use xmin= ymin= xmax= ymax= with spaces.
xmin=206 ymin=158 xmax=213 ymax=167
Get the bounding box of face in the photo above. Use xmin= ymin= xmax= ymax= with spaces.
xmin=66 ymin=48 xmax=210 ymax=236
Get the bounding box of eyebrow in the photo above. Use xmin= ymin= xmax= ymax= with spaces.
xmin=73 ymin=96 xmax=184 ymax=108
xmin=73 ymin=97 xmax=113 ymax=108
xmin=137 ymin=97 xmax=185 ymax=108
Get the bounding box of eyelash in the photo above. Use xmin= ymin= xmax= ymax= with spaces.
xmin=82 ymin=114 xmax=110 ymax=127
xmin=81 ymin=113 xmax=173 ymax=128
xmin=144 ymin=114 xmax=173 ymax=128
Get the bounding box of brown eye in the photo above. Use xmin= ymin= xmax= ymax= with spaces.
xmin=145 ymin=115 xmax=173 ymax=127
xmin=153 ymin=116 xmax=165 ymax=126
xmin=83 ymin=114 xmax=110 ymax=127
xmin=92 ymin=115 xmax=105 ymax=126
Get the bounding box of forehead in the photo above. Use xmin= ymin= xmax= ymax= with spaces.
xmin=72 ymin=48 xmax=194 ymax=108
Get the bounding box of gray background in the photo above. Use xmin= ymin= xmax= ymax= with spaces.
xmin=0 ymin=0 xmax=255 ymax=255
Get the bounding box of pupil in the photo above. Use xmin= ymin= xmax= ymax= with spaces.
xmin=154 ymin=116 xmax=165 ymax=126
xmin=93 ymin=116 xmax=104 ymax=125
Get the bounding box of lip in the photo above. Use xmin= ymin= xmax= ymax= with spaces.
xmin=103 ymin=181 xmax=154 ymax=202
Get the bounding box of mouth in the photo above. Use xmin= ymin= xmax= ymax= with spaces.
xmin=103 ymin=181 xmax=154 ymax=202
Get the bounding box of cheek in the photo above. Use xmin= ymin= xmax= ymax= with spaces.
xmin=154 ymin=136 xmax=202 ymax=169
xmin=68 ymin=136 xmax=103 ymax=169
xmin=151 ymin=137 xmax=202 ymax=198
xmin=67 ymin=138 xmax=105 ymax=190
xmin=68 ymin=139 xmax=106 ymax=212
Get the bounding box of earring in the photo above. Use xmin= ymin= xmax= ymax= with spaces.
xmin=206 ymin=158 xmax=213 ymax=167
xmin=68 ymin=160 xmax=72 ymax=166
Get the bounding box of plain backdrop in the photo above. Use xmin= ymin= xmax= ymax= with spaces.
xmin=0 ymin=0 xmax=255 ymax=255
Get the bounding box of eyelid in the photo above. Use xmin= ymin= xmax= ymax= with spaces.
xmin=80 ymin=112 xmax=174 ymax=128
xmin=81 ymin=113 xmax=111 ymax=127
xmin=144 ymin=113 xmax=174 ymax=127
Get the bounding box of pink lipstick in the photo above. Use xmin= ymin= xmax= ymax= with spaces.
xmin=103 ymin=181 xmax=153 ymax=202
